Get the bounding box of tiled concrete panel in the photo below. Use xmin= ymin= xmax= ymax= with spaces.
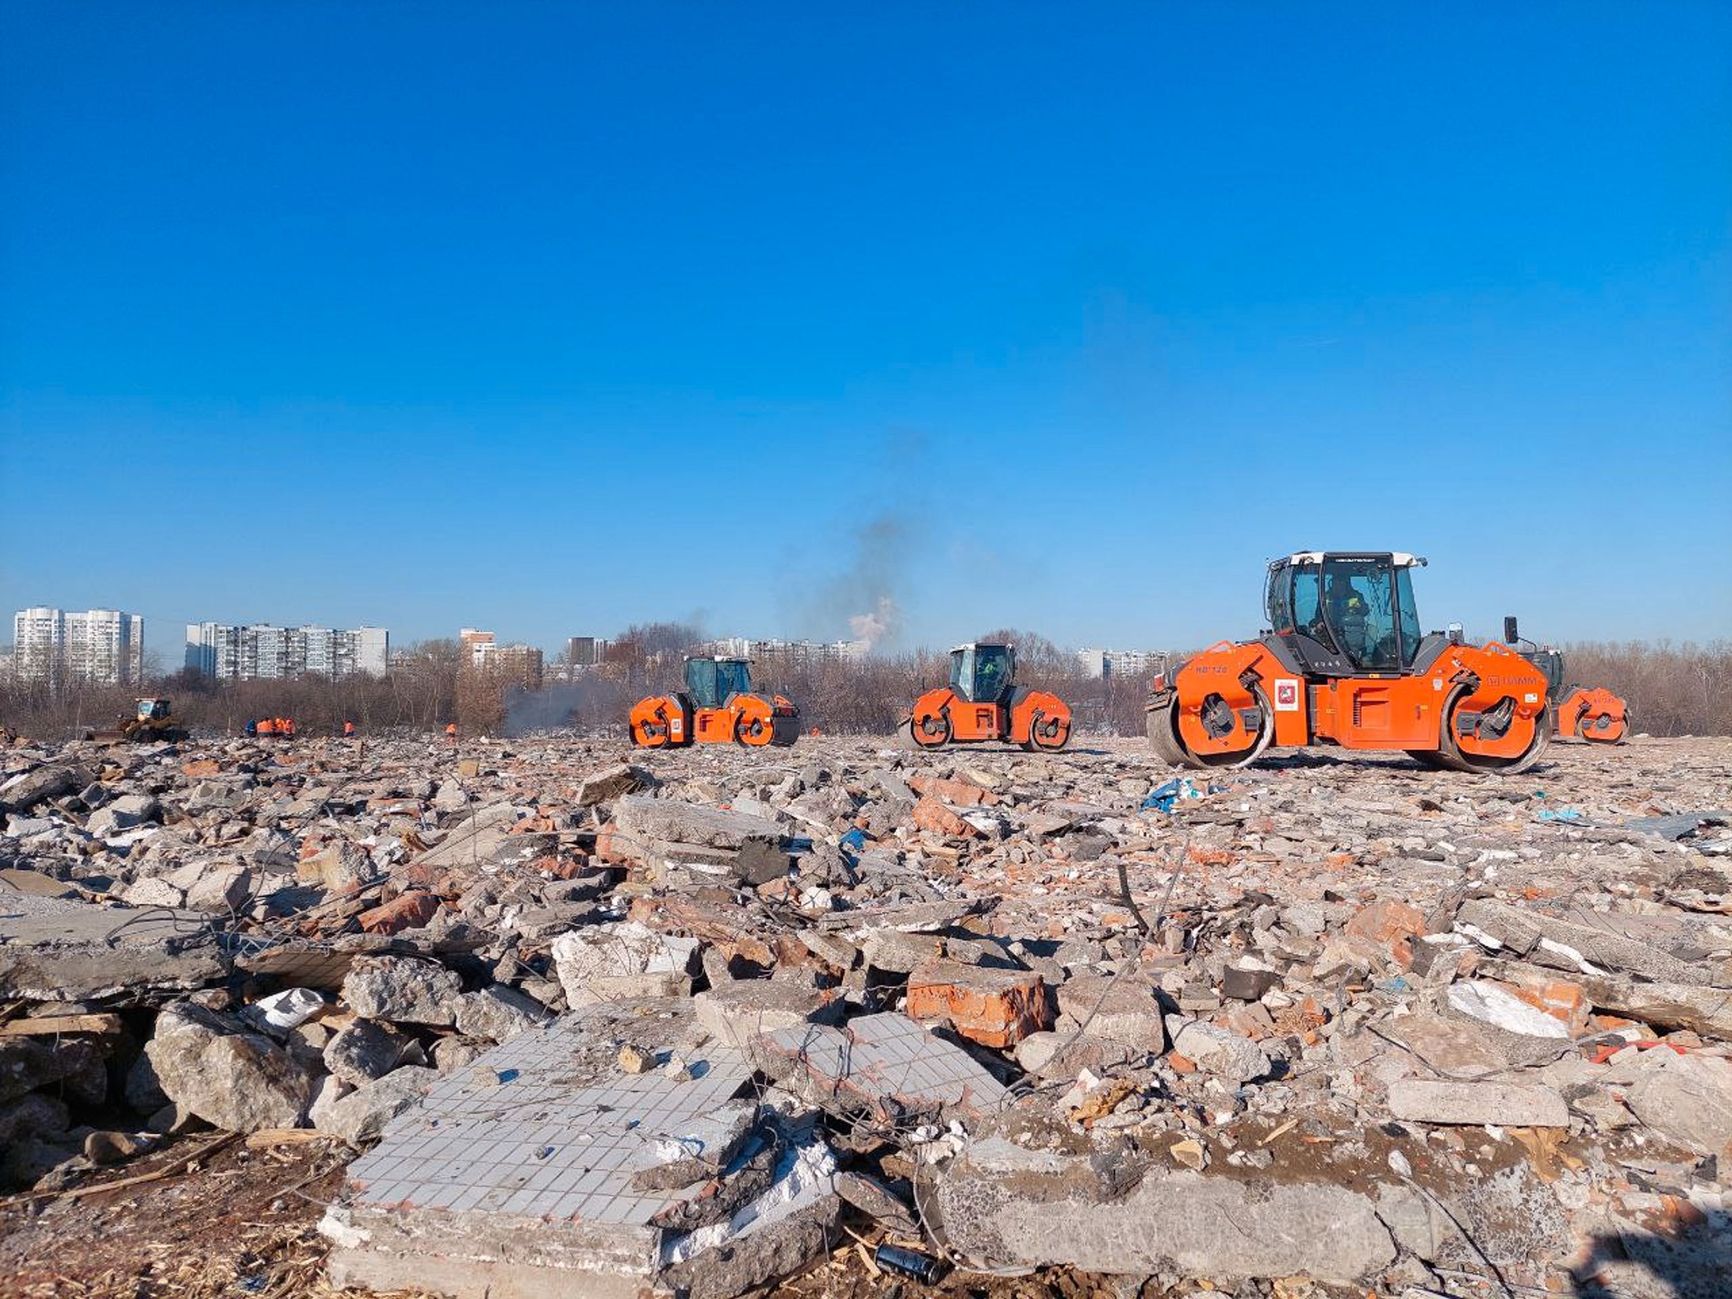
xmin=752 ymin=1011 xmax=1010 ymax=1118
xmin=328 ymin=998 xmax=754 ymax=1291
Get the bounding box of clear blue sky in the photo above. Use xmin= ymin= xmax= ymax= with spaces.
xmin=3 ymin=3 xmax=1728 ymax=662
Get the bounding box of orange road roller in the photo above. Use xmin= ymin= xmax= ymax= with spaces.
xmin=907 ymin=642 xmax=1072 ymax=752
xmin=1146 ymin=551 xmax=1552 ymax=774
xmin=629 ymin=655 xmax=800 ymax=749
xmin=1506 ymin=621 xmax=1629 ymax=745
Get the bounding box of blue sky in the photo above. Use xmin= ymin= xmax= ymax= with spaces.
xmin=3 ymin=3 xmax=1728 ymax=661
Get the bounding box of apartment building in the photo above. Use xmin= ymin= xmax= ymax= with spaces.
xmin=460 ymin=629 xmax=543 ymax=690
xmin=1076 ymin=647 xmax=1163 ymax=680
xmin=184 ymin=622 xmax=390 ymax=681
xmin=10 ymin=607 xmax=144 ymax=686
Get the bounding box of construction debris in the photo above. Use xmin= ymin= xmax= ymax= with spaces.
xmin=1 ymin=729 xmax=1730 ymax=1297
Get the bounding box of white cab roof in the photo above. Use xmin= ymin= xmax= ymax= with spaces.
xmin=1283 ymin=551 xmax=1426 ymax=567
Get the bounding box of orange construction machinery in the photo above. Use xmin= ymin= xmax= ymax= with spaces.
xmin=1503 ymin=618 xmax=1630 ymax=745
xmin=1145 ymin=551 xmax=1553 ymax=774
xmin=629 ymin=655 xmax=800 ymax=749
xmin=907 ymin=642 xmax=1072 ymax=752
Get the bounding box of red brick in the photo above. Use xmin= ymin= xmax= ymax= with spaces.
xmin=906 ymin=959 xmax=1048 ymax=1048
xmin=912 ymin=797 xmax=978 ymax=839
xmin=1346 ymin=900 xmax=1428 ymax=944
xmin=357 ymin=889 xmax=441 ymax=935
xmin=909 ymin=775 xmax=996 ymax=807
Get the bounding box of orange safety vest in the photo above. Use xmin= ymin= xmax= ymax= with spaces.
xmin=445 ymin=724 xmax=457 ymax=737
xmin=259 ymin=720 xmax=275 ymax=735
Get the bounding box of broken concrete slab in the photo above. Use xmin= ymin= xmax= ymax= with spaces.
xmin=0 ymin=1034 xmax=106 ymax=1105
xmin=1169 ymin=1019 xmax=1271 ymax=1083
xmin=0 ymin=764 xmax=87 ymax=814
xmin=1624 ymin=1053 xmax=1732 ymax=1157
xmin=0 ymin=892 xmax=227 ymax=1003
xmin=1574 ymin=974 xmax=1732 ymax=1041
xmin=612 ymin=795 xmax=785 ymax=857
xmin=920 ymin=1135 xmax=1395 ymax=1284
xmin=551 ymin=922 xmax=698 ymax=1006
xmin=411 ymin=803 xmax=517 ymax=870
xmin=575 ymin=764 xmax=648 ymax=806
xmin=323 ymin=997 xmax=756 ymax=1297
xmin=454 ymin=985 xmax=552 ymax=1043
xmin=1387 ymin=1078 xmax=1570 ymax=1127
xmin=324 ymin=1018 xmax=423 ymax=1086
xmin=749 ymin=1011 xmax=1009 ymax=1121
xmin=691 ymin=980 xmax=843 ymax=1052
xmin=1013 ymin=1030 xmax=1138 ymax=1080
xmin=317 ymin=1066 xmax=440 ymax=1148
xmin=1055 ymin=973 xmax=1167 ymax=1053
xmin=1456 ymin=897 xmax=1708 ymax=984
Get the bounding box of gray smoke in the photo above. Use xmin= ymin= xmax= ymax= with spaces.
xmin=816 ymin=512 xmax=914 ymax=654
xmin=502 ymin=675 xmax=631 ymax=739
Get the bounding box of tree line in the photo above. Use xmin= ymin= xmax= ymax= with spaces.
xmin=1 ymin=625 xmax=1728 ymax=742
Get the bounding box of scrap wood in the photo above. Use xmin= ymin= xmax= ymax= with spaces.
xmin=0 ymin=1013 xmax=123 ymax=1036
xmin=45 ymin=1133 xmax=239 ymax=1203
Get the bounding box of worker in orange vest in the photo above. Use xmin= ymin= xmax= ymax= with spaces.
xmin=343 ymin=719 xmax=356 ymax=738
xmin=445 ymin=722 xmax=458 ymax=745
xmin=286 ymin=717 xmax=297 ymax=738
xmin=257 ymin=718 xmax=276 ymax=738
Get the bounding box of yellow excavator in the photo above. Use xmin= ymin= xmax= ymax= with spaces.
xmin=85 ymin=698 xmax=189 ymax=744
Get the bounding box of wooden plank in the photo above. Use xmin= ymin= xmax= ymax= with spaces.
xmin=0 ymin=1013 xmax=123 ymax=1037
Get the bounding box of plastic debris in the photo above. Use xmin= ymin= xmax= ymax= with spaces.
xmin=1142 ymin=777 xmax=1205 ymax=813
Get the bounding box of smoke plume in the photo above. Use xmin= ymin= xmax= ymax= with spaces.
xmin=813 ymin=512 xmax=914 ymax=655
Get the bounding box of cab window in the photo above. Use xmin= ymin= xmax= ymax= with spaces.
xmin=1320 ymin=557 xmax=1399 ymax=671
xmin=1395 ymin=567 xmax=1422 ymax=667
xmin=1266 ymin=565 xmax=1295 ymax=633
xmin=715 ymin=660 xmax=751 ymax=701
xmin=1293 ymin=564 xmax=1323 ymax=641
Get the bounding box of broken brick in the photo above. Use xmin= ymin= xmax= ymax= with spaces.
xmin=906 ymin=958 xmax=1049 ymax=1048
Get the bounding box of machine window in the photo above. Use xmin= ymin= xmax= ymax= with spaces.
xmin=1395 ymin=567 xmax=1422 ymax=667
xmin=1267 ymin=566 xmax=1294 ymax=633
xmin=1293 ymin=565 xmax=1323 ymax=642
xmin=972 ymin=645 xmax=1011 ymax=701
xmin=715 ymin=660 xmax=751 ymax=702
xmin=1321 ymin=558 xmax=1399 ymax=671
xmin=949 ymin=647 xmax=973 ymax=696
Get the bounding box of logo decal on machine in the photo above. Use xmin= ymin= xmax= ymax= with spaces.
xmin=1273 ymin=679 xmax=1300 ymax=712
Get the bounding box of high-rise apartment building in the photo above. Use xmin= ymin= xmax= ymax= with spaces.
xmin=10 ymin=608 xmax=144 ymax=686
xmin=1076 ymin=648 xmax=1162 ymax=680
xmin=564 ymin=636 xmax=607 ymax=667
xmin=183 ymin=623 xmax=390 ymax=681
xmin=460 ymin=629 xmax=543 ymax=690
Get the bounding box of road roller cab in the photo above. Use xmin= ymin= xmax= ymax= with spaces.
xmin=1146 ymin=551 xmax=1552 ymax=774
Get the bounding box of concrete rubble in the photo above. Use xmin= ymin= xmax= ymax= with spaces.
xmin=1 ymin=727 xmax=1731 ymax=1295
